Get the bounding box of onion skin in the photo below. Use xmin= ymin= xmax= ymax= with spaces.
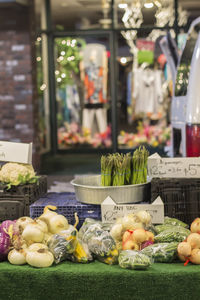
xmin=177 ymin=242 xmax=192 ymax=257
xmin=16 ymin=217 xmax=33 ymax=232
xmin=48 ymin=215 xmax=69 ymax=234
xmin=141 ymin=240 xmax=154 ymax=250
xmin=191 ymin=218 xmax=200 ymax=234
xmin=28 ymin=243 xmax=48 ymax=251
xmin=189 ymin=249 xmax=200 ymax=264
xmin=187 ymin=233 xmax=200 ymax=249
xmin=22 ymin=224 xmax=44 ymax=243
xmin=8 ymin=249 xmax=26 ymax=265
xmin=26 ymin=249 xmax=54 ymax=268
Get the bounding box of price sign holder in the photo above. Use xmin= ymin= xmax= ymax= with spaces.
xmin=0 ymin=141 xmax=32 ymax=164
xmin=148 ymin=153 xmax=200 ymax=178
xmin=101 ymin=196 xmax=164 ymax=224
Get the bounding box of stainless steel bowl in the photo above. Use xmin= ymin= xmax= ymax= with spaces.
xmin=71 ymin=175 xmax=151 ymax=205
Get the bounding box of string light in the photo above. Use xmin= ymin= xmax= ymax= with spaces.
xmin=40 ymin=83 xmax=46 ymax=91
xmin=120 ymin=57 xmax=127 ymax=64
xmin=36 ymin=57 xmax=41 ymax=62
xmin=37 ymin=37 xmax=41 ymax=42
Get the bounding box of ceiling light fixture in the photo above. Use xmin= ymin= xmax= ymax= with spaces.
xmin=144 ymin=0 xmax=154 ymax=9
xmin=118 ymin=0 xmax=127 ymax=9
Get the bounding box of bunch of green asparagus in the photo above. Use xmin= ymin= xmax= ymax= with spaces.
xmin=101 ymin=146 xmax=149 ymax=186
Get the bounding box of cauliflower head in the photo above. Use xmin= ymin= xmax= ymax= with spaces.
xmin=0 ymin=163 xmax=38 ymax=187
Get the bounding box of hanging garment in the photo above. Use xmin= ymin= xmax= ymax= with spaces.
xmin=81 ymin=43 xmax=108 ymax=104
xmin=82 ymin=108 xmax=107 ymax=134
xmin=65 ymin=85 xmax=80 ymax=124
xmin=133 ymin=67 xmax=163 ymax=116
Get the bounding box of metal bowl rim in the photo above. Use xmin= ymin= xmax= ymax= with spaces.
xmin=70 ymin=174 xmax=151 ymax=190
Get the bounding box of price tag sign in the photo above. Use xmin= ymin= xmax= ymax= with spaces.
xmin=101 ymin=196 xmax=164 ymax=224
xmin=148 ymin=153 xmax=200 ymax=178
xmin=0 ymin=141 xmax=32 ymax=164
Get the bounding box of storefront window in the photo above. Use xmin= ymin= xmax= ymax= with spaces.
xmin=117 ymin=30 xmax=172 ymax=151
xmin=54 ymin=36 xmax=112 ymax=149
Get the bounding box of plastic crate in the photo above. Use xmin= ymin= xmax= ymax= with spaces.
xmin=0 ymin=176 xmax=47 ymax=221
xmin=151 ymin=178 xmax=200 ymax=225
xmin=30 ymin=192 xmax=101 ymax=229
xmin=0 ymin=195 xmax=30 ymax=222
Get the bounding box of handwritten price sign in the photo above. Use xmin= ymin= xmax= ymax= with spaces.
xmin=148 ymin=154 xmax=200 ymax=178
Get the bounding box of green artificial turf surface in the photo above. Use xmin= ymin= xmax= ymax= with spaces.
xmin=0 ymin=260 xmax=200 ymax=300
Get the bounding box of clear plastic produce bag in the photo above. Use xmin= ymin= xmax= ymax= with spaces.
xmin=119 ymin=250 xmax=152 ymax=270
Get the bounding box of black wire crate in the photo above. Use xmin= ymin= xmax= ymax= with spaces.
xmin=151 ymin=178 xmax=200 ymax=225
xmin=0 ymin=176 xmax=47 ymax=220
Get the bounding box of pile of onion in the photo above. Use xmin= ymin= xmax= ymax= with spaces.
xmin=178 ymin=218 xmax=200 ymax=265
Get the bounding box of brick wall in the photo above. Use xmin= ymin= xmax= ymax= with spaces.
xmin=0 ymin=2 xmax=40 ymax=171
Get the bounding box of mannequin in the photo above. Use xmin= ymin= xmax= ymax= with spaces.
xmin=80 ymin=43 xmax=108 ymax=135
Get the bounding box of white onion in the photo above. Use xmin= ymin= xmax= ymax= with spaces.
xmin=22 ymin=223 xmax=44 ymax=243
xmin=8 ymin=249 xmax=26 ymax=265
xmin=16 ymin=217 xmax=33 ymax=232
xmin=135 ymin=210 xmax=152 ymax=226
xmin=26 ymin=249 xmax=54 ymax=268
xmin=28 ymin=243 xmax=48 ymax=251
xmin=48 ymin=214 xmax=69 ymax=234
xmin=35 ymin=219 xmax=48 ymax=233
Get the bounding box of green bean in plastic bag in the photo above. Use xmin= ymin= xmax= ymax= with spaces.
xmin=119 ymin=250 xmax=152 ymax=270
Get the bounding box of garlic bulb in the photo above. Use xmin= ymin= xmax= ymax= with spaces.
xmin=26 ymin=249 xmax=54 ymax=268
xmin=28 ymin=243 xmax=48 ymax=251
xmin=22 ymin=223 xmax=44 ymax=243
xmin=8 ymin=249 xmax=26 ymax=265
xmin=48 ymin=214 xmax=69 ymax=234
xmin=16 ymin=216 xmax=33 ymax=232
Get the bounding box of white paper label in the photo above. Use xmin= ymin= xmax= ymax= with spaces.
xmin=101 ymin=196 xmax=164 ymax=224
xmin=0 ymin=141 xmax=32 ymax=164
xmin=148 ymin=153 xmax=200 ymax=178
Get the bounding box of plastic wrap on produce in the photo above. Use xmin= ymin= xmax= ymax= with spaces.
xmin=78 ymin=218 xmax=118 ymax=264
xmin=119 ymin=250 xmax=152 ymax=270
xmin=141 ymin=242 xmax=178 ymax=263
xmin=154 ymin=227 xmax=190 ymax=243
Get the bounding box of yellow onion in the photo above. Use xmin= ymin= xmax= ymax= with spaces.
xmin=177 ymin=241 xmax=192 ymax=257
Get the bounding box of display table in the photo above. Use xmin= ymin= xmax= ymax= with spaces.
xmin=0 ymin=260 xmax=200 ymax=300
